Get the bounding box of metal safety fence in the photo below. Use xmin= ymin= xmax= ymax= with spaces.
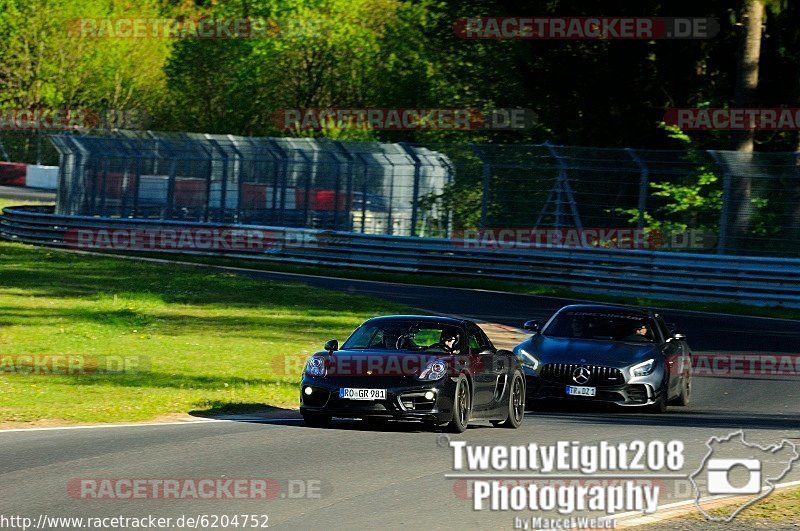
xmin=50 ymin=132 xmax=452 ymax=238
xmin=2 ymin=205 xmax=800 ymax=308
xmin=39 ymin=131 xmax=800 ymax=257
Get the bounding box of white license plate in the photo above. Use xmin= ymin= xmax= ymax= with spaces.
xmin=339 ymin=388 xmax=387 ymax=400
xmin=566 ymin=385 xmax=596 ymax=397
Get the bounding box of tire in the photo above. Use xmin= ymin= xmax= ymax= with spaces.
xmin=493 ymin=371 xmax=525 ymax=428
xmin=669 ymin=375 xmax=691 ymax=406
xmin=302 ymin=412 xmax=331 ymax=428
xmin=647 ymin=380 xmax=668 ymax=413
xmin=448 ymin=375 xmax=471 ymax=433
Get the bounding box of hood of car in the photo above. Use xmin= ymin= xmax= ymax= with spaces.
xmin=320 ymin=349 xmax=443 ymax=377
xmin=517 ymin=335 xmax=660 ymax=368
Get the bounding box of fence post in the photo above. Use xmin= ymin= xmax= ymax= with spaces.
xmin=540 ymin=141 xmax=582 ymax=229
xmin=36 ymin=124 xmax=42 ymax=165
xmin=99 ymin=158 xmax=110 ymax=217
xmin=468 ymin=144 xmax=490 ymax=230
xmin=625 ymin=148 xmax=649 ymax=230
xmin=399 ymin=143 xmax=421 ymax=236
xmin=438 ymin=153 xmax=456 ymax=238
xmin=226 ymin=135 xmax=244 ymax=223
xmin=332 ymin=141 xmax=356 ymax=233
xmin=707 ymin=149 xmax=731 ymax=255
xmin=353 ymin=153 xmax=369 ymax=233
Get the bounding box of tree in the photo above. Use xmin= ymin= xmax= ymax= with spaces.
xmin=727 ymin=0 xmax=765 ymax=250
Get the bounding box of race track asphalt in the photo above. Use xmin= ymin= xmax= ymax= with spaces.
xmin=1 ymin=261 xmax=799 ymax=529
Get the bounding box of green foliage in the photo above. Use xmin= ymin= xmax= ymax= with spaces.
xmin=0 ymin=0 xmax=168 ymax=114
xmin=614 ymin=123 xmax=723 ymax=233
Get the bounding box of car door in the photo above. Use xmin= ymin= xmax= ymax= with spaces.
xmin=467 ymin=324 xmax=497 ymax=411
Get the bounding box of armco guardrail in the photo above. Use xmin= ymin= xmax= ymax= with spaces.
xmin=3 ymin=205 xmax=800 ymax=308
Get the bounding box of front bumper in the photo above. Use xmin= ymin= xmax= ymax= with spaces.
xmin=523 ymin=370 xmax=665 ymax=408
xmin=299 ymin=375 xmax=457 ymax=422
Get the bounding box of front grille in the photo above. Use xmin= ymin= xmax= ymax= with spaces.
xmin=540 ymin=363 xmax=623 ymax=386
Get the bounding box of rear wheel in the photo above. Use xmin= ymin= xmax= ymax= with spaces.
xmin=302 ymin=412 xmax=331 ymax=428
xmin=492 ymin=371 xmax=525 ymax=428
xmin=448 ymin=375 xmax=471 ymax=433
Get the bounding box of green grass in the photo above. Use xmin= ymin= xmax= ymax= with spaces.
xmin=0 ymin=240 xmax=408 ymax=425
xmin=0 ymin=198 xmax=50 ymax=209
xmin=642 ymin=486 xmax=800 ymax=526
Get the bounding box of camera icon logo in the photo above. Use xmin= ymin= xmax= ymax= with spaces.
xmin=690 ymin=430 xmax=799 ymax=522
xmin=706 ymin=458 xmax=761 ymax=495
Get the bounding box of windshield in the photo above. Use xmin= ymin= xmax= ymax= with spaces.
xmin=542 ymin=311 xmax=656 ymax=342
xmin=342 ymin=321 xmax=464 ymax=353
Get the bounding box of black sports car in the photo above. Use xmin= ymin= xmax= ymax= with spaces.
xmin=514 ymin=304 xmax=692 ymax=412
xmin=300 ymin=315 xmax=525 ymax=432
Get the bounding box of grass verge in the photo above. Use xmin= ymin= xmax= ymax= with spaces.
xmin=0 ymin=240 xmax=408 ymax=425
xmin=641 ymin=485 xmax=800 ymax=527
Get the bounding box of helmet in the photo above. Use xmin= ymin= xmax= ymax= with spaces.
xmin=440 ymin=328 xmax=459 ymax=343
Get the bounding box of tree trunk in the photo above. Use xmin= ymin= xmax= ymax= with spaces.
xmin=729 ymin=0 xmax=764 ymax=252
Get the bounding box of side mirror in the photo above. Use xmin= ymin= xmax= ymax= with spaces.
xmin=523 ymin=320 xmax=539 ymax=332
xmin=668 ymin=333 xmax=686 ymax=342
xmin=324 ymin=339 xmax=338 ymax=352
xmin=478 ymin=348 xmax=494 ymax=356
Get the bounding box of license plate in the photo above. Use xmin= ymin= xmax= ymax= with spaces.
xmin=339 ymin=388 xmax=387 ymax=400
xmin=566 ymin=385 xmax=596 ymax=397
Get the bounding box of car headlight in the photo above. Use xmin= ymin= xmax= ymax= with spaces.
xmin=419 ymin=358 xmax=447 ymax=381
xmin=305 ymin=355 xmax=327 ymax=377
xmin=631 ymin=358 xmax=655 ymax=377
xmin=518 ymin=348 xmax=540 ymax=371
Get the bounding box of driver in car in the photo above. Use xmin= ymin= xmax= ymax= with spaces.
xmin=427 ymin=329 xmax=461 ymax=354
xmin=622 ymin=323 xmax=653 ymax=342
xmin=569 ymin=318 xmax=588 ymax=338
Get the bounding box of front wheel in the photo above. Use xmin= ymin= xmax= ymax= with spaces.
xmin=646 ymin=380 xmax=668 ymax=413
xmin=302 ymin=412 xmax=331 ymax=428
xmin=497 ymin=371 xmax=525 ymax=428
xmin=669 ymin=375 xmax=691 ymax=406
xmin=448 ymin=375 xmax=471 ymax=433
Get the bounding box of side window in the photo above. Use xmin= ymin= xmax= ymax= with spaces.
xmin=366 ymin=330 xmax=384 ymax=348
xmin=654 ymin=316 xmax=670 ymax=342
xmin=479 ymin=328 xmax=494 ymax=350
xmin=468 ymin=325 xmax=488 ymax=354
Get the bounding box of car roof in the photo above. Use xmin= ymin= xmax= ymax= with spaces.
xmin=364 ymin=315 xmax=471 ymax=327
xmin=555 ymin=304 xmax=653 ymax=317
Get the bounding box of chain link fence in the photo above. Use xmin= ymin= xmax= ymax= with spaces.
xmin=39 ymin=131 xmax=800 ymax=256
